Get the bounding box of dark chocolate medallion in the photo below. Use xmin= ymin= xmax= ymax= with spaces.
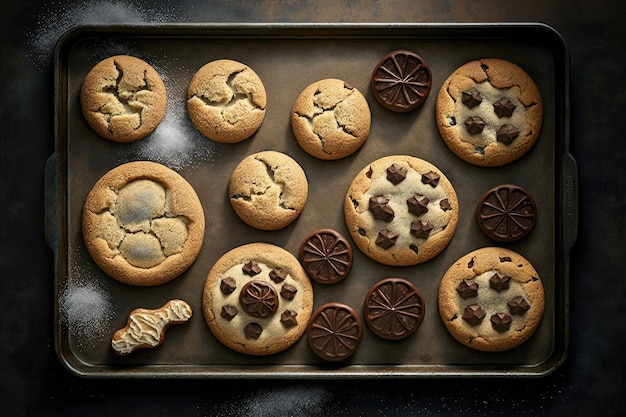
xmin=476 ymin=184 xmax=537 ymax=242
xmin=307 ymin=302 xmax=362 ymax=362
xmin=299 ymin=228 xmax=353 ymax=284
xmin=239 ymin=280 xmax=279 ymax=318
xmin=370 ymin=49 xmax=432 ymax=112
xmin=363 ymin=278 xmax=425 ymax=340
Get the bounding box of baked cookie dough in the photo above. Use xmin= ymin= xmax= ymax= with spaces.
xmin=202 ymin=243 xmax=314 ymax=356
xmin=344 ymin=155 xmax=458 ymax=266
xmin=291 ymin=78 xmax=371 ymax=160
xmin=229 ymin=151 xmax=308 ymax=231
xmin=82 ymin=161 xmax=205 ymax=286
xmin=438 ymin=247 xmax=545 ymax=352
xmin=436 ymin=58 xmax=543 ymax=166
xmin=80 ymin=55 xmax=167 ymax=143
xmin=187 ymin=59 xmax=266 ymax=143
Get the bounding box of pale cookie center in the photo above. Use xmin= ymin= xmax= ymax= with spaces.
xmin=95 ymin=179 xmax=189 ymax=268
xmin=98 ymin=63 xmax=152 ymax=130
xmin=193 ymin=70 xmax=265 ymax=125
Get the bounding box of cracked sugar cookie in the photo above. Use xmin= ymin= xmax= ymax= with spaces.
xmin=229 ymin=151 xmax=308 ymax=231
xmin=187 ymin=59 xmax=266 ymax=143
xmin=344 ymin=155 xmax=458 ymax=266
xmin=80 ymin=55 xmax=167 ymax=143
xmin=291 ymin=78 xmax=371 ymax=160
xmin=438 ymin=247 xmax=545 ymax=352
xmin=436 ymin=58 xmax=543 ymax=166
xmin=82 ymin=161 xmax=205 ymax=286
xmin=202 ymin=242 xmax=314 ymax=356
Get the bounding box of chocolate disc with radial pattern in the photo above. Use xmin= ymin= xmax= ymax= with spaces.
xmin=299 ymin=228 xmax=353 ymax=284
xmin=370 ymin=49 xmax=432 ymax=112
xmin=364 ymin=278 xmax=425 ymax=341
xmin=307 ymin=302 xmax=362 ymax=362
xmin=476 ymin=184 xmax=537 ymax=242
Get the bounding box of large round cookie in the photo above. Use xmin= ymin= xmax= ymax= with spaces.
xmin=80 ymin=55 xmax=167 ymax=143
xmin=82 ymin=161 xmax=205 ymax=286
xmin=202 ymin=243 xmax=314 ymax=356
xmin=344 ymin=155 xmax=458 ymax=266
xmin=291 ymin=78 xmax=371 ymax=160
xmin=229 ymin=151 xmax=308 ymax=231
xmin=438 ymin=247 xmax=545 ymax=352
xmin=436 ymin=58 xmax=543 ymax=167
xmin=187 ymin=59 xmax=266 ymax=143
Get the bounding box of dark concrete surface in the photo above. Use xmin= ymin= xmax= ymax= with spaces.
xmin=1 ymin=0 xmax=624 ymax=415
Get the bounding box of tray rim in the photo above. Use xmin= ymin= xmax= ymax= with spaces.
xmin=48 ymin=22 xmax=574 ymax=379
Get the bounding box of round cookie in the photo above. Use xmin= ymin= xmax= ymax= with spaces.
xmin=438 ymin=247 xmax=545 ymax=352
xmin=344 ymin=155 xmax=458 ymax=266
xmin=82 ymin=161 xmax=205 ymax=286
xmin=370 ymin=49 xmax=432 ymax=112
xmin=202 ymin=243 xmax=314 ymax=356
xmin=229 ymin=151 xmax=308 ymax=231
xmin=80 ymin=55 xmax=167 ymax=143
xmin=291 ymin=78 xmax=371 ymax=160
xmin=187 ymin=59 xmax=266 ymax=143
xmin=435 ymin=58 xmax=543 ymax=167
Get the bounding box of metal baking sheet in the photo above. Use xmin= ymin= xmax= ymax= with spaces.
xmin=46 ymin=23 xmax=576 ymax=378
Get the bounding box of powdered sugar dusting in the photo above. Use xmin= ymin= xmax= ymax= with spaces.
xmin=28 ymin=0 xmax=180 ymax=71
xmin=239 ymin=386 xmax=332 ymax=417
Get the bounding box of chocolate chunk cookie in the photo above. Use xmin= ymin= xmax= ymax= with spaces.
xmin=344 ymin=155 xmax=458 ymax=266
xmin=436 ymin=58 xmax=543 ymax=166
xmin=438 ymin=247 xmax=545 ymax=352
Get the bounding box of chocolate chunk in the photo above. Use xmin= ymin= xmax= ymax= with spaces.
xmin=239 ymin=280 xmax=279 ymax=318
xmin=439 ymin=198 xmax=452 ymax=211
xmin=280 ymin=310 xmax=298 ymax=328
xmin=456 ymin=279 xmax=478 ymax=299
xmin=369 ymin=195 xmax=395 ymax=222
xmin=499 ymin=256 xmax=512 ymax=263
xmin=410 ymin=220 xmax=433 ymax=239
xmin=242 ymin=261 xmax=262 ymax=276
xmin=375 ymin=229 xmax=398 ymax=249
xmin=363 ymin=278 xmax=425 ymax=340
xmin=462 ymin=304 xmax=486 ymax=326
xmin=462 ymin=90 xmax=483 ymax=108
xmin=496 ymin=124 xmax=520 ymax=145
xmin=386 ymin=163 xmax=407 ymax=184
xmin=490 ymin=313 xmax=512 ymax=333
xmin=220 ymin=277 xmax=237 ymax=294
xmin=489 ymin=272 xmax=511 ymax=292
xmin=421 ymin=171 xmax=440 ymax=187
xmin=220 ymin=304 xmax=238 ymax=321
xmin=493 ymin=98 xmax=516 ymax=117
xmin=280 ymin=283 xmax=298 ymax=300
xmin=407 ymin=194 xmax=429 ymax=216
xmin=508 ymin=296 xmax=531 ymax=315
xmin=269 ymin=266 xmax=288 ymax=283
xmin=464 ymin=116 xmax=485 ymax=134
xmin=244 ymin=322 xmax=263 ymax=339
xmin=476 ymin=184 xmax=537 ymax=242
xmin=299 ymin=228 xmax=353 ymax=284
xmin=370 ymin=49 xmax=432 ymax=112
xmin=307 ymin=302 xmax=362 ymax=361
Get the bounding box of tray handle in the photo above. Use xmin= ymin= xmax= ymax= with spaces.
xmin=561 ymin=152 xmax=578 ymax=254
xmin=45 ymin=152 xmax=59 ymax=252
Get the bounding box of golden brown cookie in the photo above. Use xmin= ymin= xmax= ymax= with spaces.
xmin=438 ymin=247 xmax=545 ymax=352
xmin=291 ymin=78 xmax=371 ymax=160
xmin=187 ymin=59 xmax=266 ymax=143
xmin=202 ymin=243 xmax=314 ymax=356
xmin=80 ymin=55 xmax=167 ymax=143
xmin=344 ymin=155 xmax=458 ymax=266
xmin=229 ymin=151 xmax=308 ymax=231
xmin=435 ymin=58 xmax=543 ymax=166
xmin=82 ymin=161 xmax=205 ymax=286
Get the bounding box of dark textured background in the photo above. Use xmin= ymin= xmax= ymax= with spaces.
xmin=1 ymin=0 xmax=624 ymax=415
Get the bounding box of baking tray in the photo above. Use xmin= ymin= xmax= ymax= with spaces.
xmin=46 ymin=23 xmax=576 ymax=378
